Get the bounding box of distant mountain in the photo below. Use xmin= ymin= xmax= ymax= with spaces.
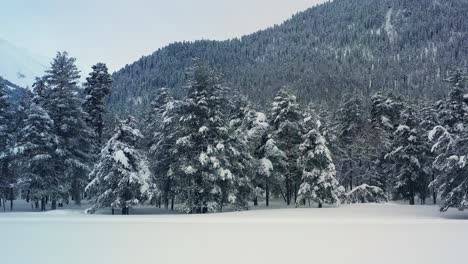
xmin=110 ymin=0 xmax=467 ymax=115
xmin=0 ymin=38 xmax=49 ymax=89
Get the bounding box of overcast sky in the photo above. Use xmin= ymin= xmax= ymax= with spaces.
xmin=1 ymin=0 xmax=327 ymax=72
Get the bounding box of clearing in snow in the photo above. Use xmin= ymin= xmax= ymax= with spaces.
xmin=1 ymin=202 xmax=467 ymax=264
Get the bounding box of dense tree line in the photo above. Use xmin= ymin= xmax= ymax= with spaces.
xmin=1 ymin=54 xmax=467 ymax=214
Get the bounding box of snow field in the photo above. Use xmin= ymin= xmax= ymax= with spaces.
xmin=1 ymin=203 xmax=467 ymax=264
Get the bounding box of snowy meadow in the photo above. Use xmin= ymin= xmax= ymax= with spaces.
xmin=1 ymin=201 xmax=468 ymax=264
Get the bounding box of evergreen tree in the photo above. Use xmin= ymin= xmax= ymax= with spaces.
xmin=297 ymin=126 xmax=343 ymax=208
xmin=0 ymin=79 xmax=14 ymax=210
xmin=13 ymin=100 xmax=58 ymax=211
xmin=83 ymin=63 xmax=112 ymax=144
xmin=335 ymin=95 xmax=369 ymax=189
xmin=172 ymin=59 xmax=243 ymax=213
xmin=232 ymin=102 xmax=269 ymax=206
xmin=146 ymin=88 xmax=178 ymax=209
xmin=86 ymin=117 xmax=151 ymax=215
xmin=269 ymin=88 xmax=303 ymax=205
xmin=386 ymin=107 xmax=427 ymax=205
xmin=430 ymin=69 xmax=468 ymax=211
xmin=42 ymin=51 xmax=93 ymax=207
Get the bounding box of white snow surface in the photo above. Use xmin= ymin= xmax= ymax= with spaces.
xmin=1 ymin=201 xmax=467 ymax=264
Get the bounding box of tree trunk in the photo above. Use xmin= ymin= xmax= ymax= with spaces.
xmin=432 ymin=173 xmax=437 ymax=205
xmin=294 ymin=183 xmax=298 ymax=204
xmin=171 ymin=197 xmax=174 ymax=211
xmin=409 ymin=180 xmax=415 ymax=205
xmin=253 ymin=196 xmax=258 ymax=206
xmin=41 ymin=197 xmax=46 ymax=211
xmin=265 ymin=177 xmax=270 ymax=207
xmin=9 ymin=187 xmax=14 ymax=211
xmin=51 ymin=200 xmax=57 ymax=210
xmin=72 ymin=179 xmax=82 ymax=206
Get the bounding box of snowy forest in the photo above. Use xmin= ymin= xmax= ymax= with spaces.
xmin=1 ymin=51 xmax=467 ymax=215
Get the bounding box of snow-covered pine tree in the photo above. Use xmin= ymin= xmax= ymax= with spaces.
xmin=231 ymin=100 xmax=269 ymax=206
xmin=418 ymin=101 xmax=438 ymax=204
xmin=224 ymin=95 xmax=260 ymax=210
xmin=429 ymin=68 xmax=468 ymax=211
xmin=335 ymin=95 xmax=369 ymax=190
xmin=86 ymin=117 xmax=151 ymax=215
xmin=0 ymin=79 xmax=15 ymax=210
xmin=41 ymin=52 xmax=93 ymax=207
xmin=146 ymin=88 xmax=178 ymax=209
xmin=385 ymin=107 xmax=427 ymax=205
xmin=13 ymin=99 xmax=58 ymax=211
xmin=172 ymin=59 xmax=242 ymax=213
xmin=297 ymin=125 xmax=343 ymax=208
xmin=83 ymin=63 xmax=112 ymax=144
xmin=370 ymin=92 xmax=405 ymax=193
xmin=269 ymin=88 xmax=303 ymax=205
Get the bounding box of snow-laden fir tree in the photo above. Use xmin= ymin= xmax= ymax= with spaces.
xmin=335 ymin=95 xmax=370 ymax=189
xmin=257 ymin=135 xmax=286 ymax=207
xmin=0 ymin=79 xmax=15 ymax=209
xmin=13 ymin=99 xmax=58 ymax=211
xmin=385 ymin=107 xmax=427 ymax=205
xmin=297 ymin=124 xmax=344 ymax=208
xmin=224 ymin=95 xmax=260 ymax=209
xmin=429 ymin=69 xmax=468 ymax=211
xmin=230 ymin=100 xmax=269 ymax=206
xmin=83 ymin=63 xmax=112 ymax=144
xmin=86 ymin=117 xmax=151 ymax=215
xmin=172 ymin=59 xmax=245 ymax=213
xmin=41 ymin=52 xmax=93 ymax=207
xmin=146 ymin=88 xmax=178 ymax=209
xmin=269 ymin=88 xmax=303 ymax=205
xmin=369 ymin=92 xmax=405 ymax=193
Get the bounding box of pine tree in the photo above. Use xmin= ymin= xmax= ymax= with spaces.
xmin=297 ymin=126 xmax=343 ymax=208
xmin=86 ymin=117 xmax=151 ymax=215
xmin=269 ymin=88 xmax=303 ymax=205
xmin=41 ymin=52 xmax=93 ymax=207
xmin=172 ymin=59 xmax=242 ymax=213
xmin=385 ymin=107 xmax=427 ymax=205
xmin=232 ymin=102 xmax=269 ymax=206
xmin=335 ymin=95 xmax=368 ymax=189
xmin=0 ymin=79 xmax=14 ymax=210
xmin=430 ymin=69 xmax=468 ymax=211
xmin=146 ymin=88 xmax=178 ymax=209
xmin=13 ymin=99 xmax=58 ymax=211
xmin=370 ymin=92 xmax=405 ymax=192
xmin=83 ymin=63 xmax=112 ymax=144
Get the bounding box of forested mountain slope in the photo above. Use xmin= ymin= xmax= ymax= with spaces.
xmin=110 ymin=0 xmax=467 ymax=115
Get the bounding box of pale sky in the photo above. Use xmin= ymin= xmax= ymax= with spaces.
xmin=1 ymin=0 xmax=327 ymax=72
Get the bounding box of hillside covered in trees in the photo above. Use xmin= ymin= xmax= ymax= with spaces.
xmin=110 ymin=0 xmax=467 ymax=116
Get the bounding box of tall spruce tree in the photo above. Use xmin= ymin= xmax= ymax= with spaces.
xmin=386 ymin=107 xmax=427 ymax=205
xmin=42 ymin=52 xmax=93 ymax=207
xmin=297 ymin=121 xmax=343 ymax=208
xmin=269 ymin=88 xmax=303 ymax=205
xmin=0 ymin=79 xmax=14 ymax=210
xmin=86 ymin=117 xmax=151 ymax=215
xmin=430 ymin=69 xmax=468 ymax=211
xmin=172 ymin=59 xmax=243 ymax=213
xmin=14 ymin=99 xmax=58 ymax=211
xmin=146 ymin=88 xmax=178 ymax=209
xmin=83 ymin=63 xmax=112 ymax=144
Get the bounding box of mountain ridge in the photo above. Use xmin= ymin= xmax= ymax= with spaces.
xmin=109 ymin=0 xmax=467 ymax=115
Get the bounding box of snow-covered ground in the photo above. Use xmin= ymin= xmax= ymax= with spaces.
xmin=1 ymin=201 xmax=467 ymax=264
